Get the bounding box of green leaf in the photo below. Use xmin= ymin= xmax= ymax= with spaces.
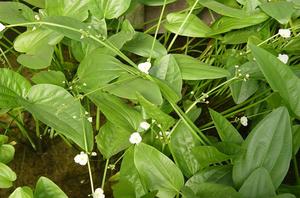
xmin=209 ymin=109 xmax=243 ymax=144
xmin=137 ymin=93 xmax=175 ymax=131
xmin=192 ymin=146 xmax=230 ymax=168
xmin=0 ymin=135 xmax=9 ymax=145
xmin=152 ymin=55 xmax=182 ymax=98
xmin=169 ymin=119 xmax=202 ymax=177
xmin=249 ymin=44 xmax=300 ymax=118
xmin=96 ymin=122 xmax=132 ymax=159
xmin=31 ymin=71 xmax=66 ymax=87
xmin=173 ymin=54 xmax=230 ymax=80
xmin=260 ymin=2 xmax=295 ymax=24
xmin=0 ymin=144 xmax=15 ymax=164
xmin=0 ymin=68 xmax=31 ymax=108
xmin=230 ymin=79 xmax=259 ymax=104
xmin=113 ymin=147 xmax=147 ymax=198
xmin=186 ymin=165 xmax=234 ymax=189
xmin=89 ymin=0 xmax=131 ymax=19
xmin=273 ymin=194 xmax=296 ymax=198
xmin=88 ymin=92 xmax=142 ymax=130
xmin=23 ymin=0 xmax=45 ymax=8
xmin=199 ymin=0 xmax=249 ymax=18
xmin=20 ymin=84 xmax=94 ymax=151
xmin=233 ymin=107 xmax=292 ymax=189
xmin=123 ymin=32 xmax=167 ymax=58
xmin=134 ymin=143 xmax=184 ymax=198
xmin=0 ymin=2 xmax=34 ymax=24
xmin=45 ymin=0 xmax=89 ymax=21
xmin=9 ymin=187 xmax=33 ymax=198
xmin=34 ymin=177 xmax=67 ymax=198
xmin=164 ymin=13 xmax=211 ymax=38
xmin=104 ymin=73 xmax=163 ymax=105
xmin=239 ymin=167 xmax=276 ymax=198
xmin=77 ymin=51 xmax=131 ymax=91
xmin=0 ymin=162 xmax=17 ymax=188
xmin=183 ymin=183 xmax=240 ymax=198
xmin=14 ymin=29 xmax=63 ymax=69
xmin=138 ymin=0 xmax=176 ymax=6
xmin=210 ymin=12 xmax=269 ymax=35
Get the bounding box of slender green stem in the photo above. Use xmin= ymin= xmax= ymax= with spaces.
xmin=149 ymin=0 xmax=168 ymax=61
xmin=167 ymin=0 xmax=200 ymax=51
xmin=101 ymin=158 xmax=110 ymax=189
xmin=96 ymin=107 xmax=100 ymax=131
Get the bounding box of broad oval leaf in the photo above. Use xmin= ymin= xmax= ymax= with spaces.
xmin=9 ymin=187 xmax=33 ymax=198
xmin=239 ymin=167 xmax=276 ymax=198
xmin=77 ymin=51 xmax=128 ymax=89
xmin=104 ymin=73 xmax=163 ymax=105
xmin=89 ymin=0 xmax=131 ymax=19
xmin=113 ymin=147 xmax=147 ymax=198
xmin=233 ymin=107 xmax=292 ymax=189
xmin=0 ymin=68 xmax=31 ymax=108
xmin=134 ymin=143 xmax=184 ymax=198
xmin=0 ymin=162 xmax=17 ymax=188
xmin=152 ymin=54 xmax=182 ymax=98
xmin=210 ymin=12 xmax=269 ymax=35
xmin=34 ymin=177 xmax=67 ymax=198
xmin=123 ymin=32 xmax=167 ymax=58
xmin=199 ymin=0 xmax=249 ymax=18
xmin=260 ymin=1 xmax=295 ymax=24
xmin=31 ymin=70 xmax=66 ymax=87
xmin=0 ymin=144 xmax=15 ymax=164
xmin=0 ymin=2 xmax=34 ymax=24
xmin=250 ymin=44 xmax=300 ymax=118
xmin=45 ymin=0 xmax=89 ymax=21
xmin=96 ymin=122 xmax=132 ymax=159
xmin=169 ymin=109 xmax=202 ymax=177
xmin=20 ymin=84 xmax=94 ymax=151
xmin=164 ymin=13 xmax=211 ymax=38
xmin=173 ymin=54 xmax=230 ymax=80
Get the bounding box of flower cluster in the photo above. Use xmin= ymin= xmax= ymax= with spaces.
xmin=235 ymin=65 xmax=250 ymax=82
xmin=129 ymin=121 xmax=151 ymax=144
xmin=93 ymin=188 xmax=105 ymax=198
xmin=74 ymin=152 xmax=88 ymax=166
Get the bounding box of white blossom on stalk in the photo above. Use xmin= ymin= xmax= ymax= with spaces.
xmin=138 ymin=61 xmax=151 ymax=74
xmin=129 ymin=132 xmax=142 ymax=144
xmin=139 ymin=121 xmax=150 ymax=130
xmin=240 ymin=116 xmax=248 ymax=127
xmin=0 ymin=23 xmax=6 ymax=32
xmin=277 ymin=54 xmax=289 ymax=64
xmin=74 ymin=152 xmax=88 ymax=166
xmin=278 ymin=29 xmax=291 ymax=38
xmin=87 ymin=117 xmax=93 ymax=123
xmin=93 ymin=188 xmax=105 ymax=198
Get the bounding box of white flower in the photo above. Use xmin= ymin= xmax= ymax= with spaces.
xmin=278 ymin=54 xmax=289 ymax=64
xmin=278 ymin=29 xmax=291 ymax=38
xmin=93 ymin=188 xmax=105 ymax=198
xmin=129 ymin=132 xmax=142 ymax=144
xmin=240 ymin=116 xmax=248 ymax=127
xmin=91 ymin=152 xmax=97 ymax=156
xmin=87 ymin=117 xmax=93 ymax=123
xmin=138 ymin=61 xmax=151 ymax=74
xmin=0 ymin=23 xmax=6 ymax=32
xmin=74 ymin=152 xmax=88 ymax=166
xmin=34 ymin=15 xmax=40 ymax=20
xmin=139 ymin=121 xmax=150 ymax=130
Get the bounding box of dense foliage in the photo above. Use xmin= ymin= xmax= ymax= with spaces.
xmin=0 ymin=0 xmax=300 ymax=197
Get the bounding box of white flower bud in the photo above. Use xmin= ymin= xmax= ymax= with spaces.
xmin=129 ymin=132 xmax=142 ymax=144
xmin=278 ymin=29 xmax=291 ymax=38
xmin=138 ymin=61 xmax=151 ymax=74
xmin=139 ymin=121 xmax=150 ymax=130
xmin=74 ymin=152 xmax=88 ymax=166
xmin=277 ymin=54 xmax=289 ymax=64
xmin=240 ymin=116 xmax=248 ymax=127
xmin=0 ymin=23 xmax=6 ymax=32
